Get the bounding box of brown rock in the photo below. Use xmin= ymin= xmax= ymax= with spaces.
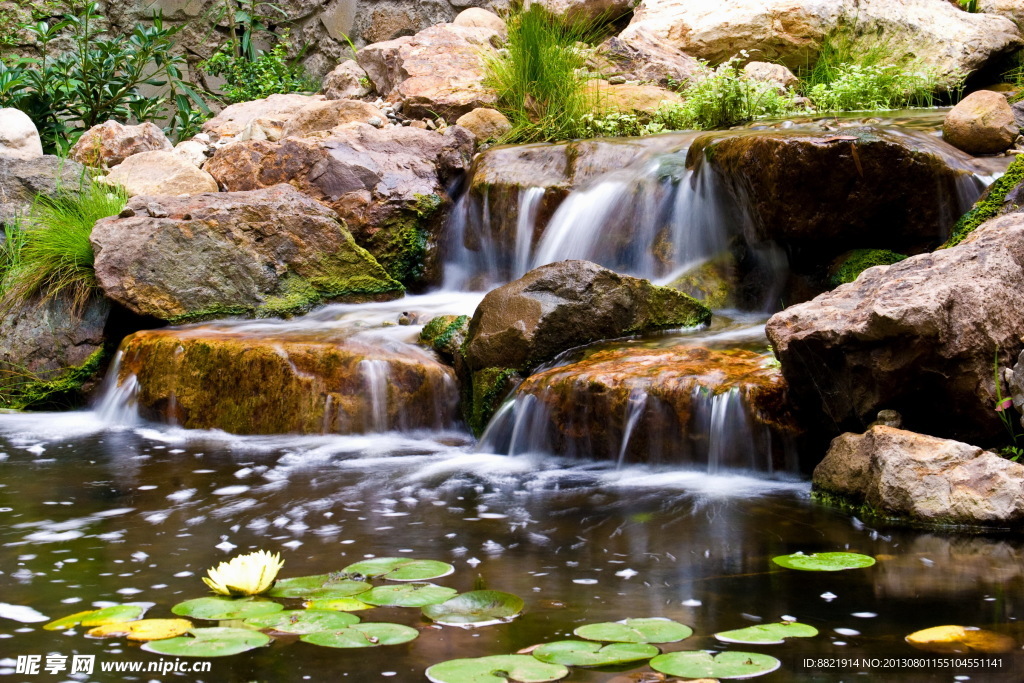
xmin=525 ymin=0 xmax=634 ymax=24
xmin=743 ymin=61 xmax=799 ymax=92
xmin=455 ymin=108 xmax=512 ymax=142
xmin=202 ymin=93 xmax=326 ymax=141
xmin=104 ymin=151 xmax=219 ymax=196
xmin=592 ymin=81 xmax=684 ymax=115
xmin=322 ymin=60 xmax=373 ymax=100
xmin=281 ymin=99 xmax=387 ymax=138
xmin=69 ymin=120 xmax=172 ymax=169
xmin=943 ymin=90 xmax=1019 ymax=155
xmin=452 ymin=8 xmax=506 ymax=38
xmin=90 ymin=185 xmax=402 ymax=322
xmin=596 ymin=29 xmax=702 ymax=88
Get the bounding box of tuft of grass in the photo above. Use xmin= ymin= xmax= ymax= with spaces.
xmin=0 ymin=179 xmax=127 ymax=315
xmin=484 ymin=3 xmax=604 ymax=143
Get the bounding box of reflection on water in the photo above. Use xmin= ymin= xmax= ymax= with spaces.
xmin=1 ymin=421 xmax=1022 ymax=681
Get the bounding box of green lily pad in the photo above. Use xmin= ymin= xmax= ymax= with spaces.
xmin=299 ymin=622 xmax=419 ymax=648
xmin=650 ymin=651 xmax=781 ymax=679
xmin=343 ymin=558 xmax=455 ymax=582
xmin=44 ymin=605 xmax=145 ymax=631
xmin=574 ymin=618 xmax=693 ymax=644
xmin=531 ymin=640 xmax=659 ymax=667
xmin=358 ymin=583 xmax=458 ymax=607
xmin=243 ymin=609 xmax=360 ymax=634
xmin=306 ymin=597 xmax=375 ymax=612
xmin=772 ymin=551 xmax=876 ymax=571
xmin=422 ymin=591 xmax=524 ymax=626
xmin=426 ymin=655 xmax=569 ymax=683
xmin=142 ymin=627 xmax=271 ymax=657
xmin=715 ymin=621 xmax=819 ymax=644
xmin=171 ymin=597 xmax=284 ymax=621
xmin=266 ymin=575 xmax=371 ymax=599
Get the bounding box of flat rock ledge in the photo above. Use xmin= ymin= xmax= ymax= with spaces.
xmin=813 ymin=425 xmax=1024 ymax=527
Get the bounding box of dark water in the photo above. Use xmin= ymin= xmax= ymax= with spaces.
xmin=1 ymin=417 xmax=1022 ymax=682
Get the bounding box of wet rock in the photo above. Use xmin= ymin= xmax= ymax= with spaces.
xmin=118 ymin=328 xmax=457 ymax=435
xmin=0 ymin=156 xmax=88 ymax=226
xmin=742 ymin=61 xmax=799 ymax=93
xmin=69 ymin=120 xmax=173 ymax=169
xmin=0 ymin=108 xmax=43 ymax=161
xmin=814 ymin=426 xmax=1024 ymax=525
xmin=766 ymin=212 xmax=1024 ymax=444
xmin=596 ymin=30 xmax=701 ymax=89
xmin=205 ymin=123 xmax=473 ymax=287
xmin=281 ymin=99 xmax=387 ymax=138
xmin=495 ymin=345 xmax=798 ymax=465
xmin=103 ymin=151 xmax=219 ymax=197
xmin=91 ymin=185 xmax=402 ymax=323
xmin=621 ymin=0 xmax=1021 ymax=88
xmin=323 ymin=60 xmax=373 ymax=100
xmin=943 ymin=90 xmax=1019 ymax=155
xmin=202 ymin=93 xmax=326 ymax=141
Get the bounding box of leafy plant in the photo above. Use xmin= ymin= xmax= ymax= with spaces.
xmin=959 ymin=0 xmax=979 ymax=13
xmin=201 ymin=36 xmax=317 ymax=104
xmin=993 ymin=352 xmax=1023 ymax=460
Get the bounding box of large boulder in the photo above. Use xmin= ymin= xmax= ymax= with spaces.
xmin=322 ymin=60 xmax=373 ymax=100
xmin=90 ymin=184 xmax=403 ymax=323
xmin=766 ymin=212 xmax=1024 ymax=445
xmin=0 ymin=156 xmax=88 ymax=226
xmin=942 ymin=90 xmax=1019 ymax=155
xmin=356 ymin=23 xmax=499 ymax=121
xmin=116 ymin=329 xmax=458 ymax=435
xmin=596 ymin=29 xmax=702 ymax=89
xmin=525 ymin=0 xmax=633 ymax=23
xmin=486 ymin=345 xmax=798 ymax=466
xmin=201 ymin=93 xmax=326 ymax=141
xmin=620 ymin=0 xmax=1021 ymax=89
xmin=980 ymin=0 xmax=1024 ymax=31
xmin=280 ymin=99 xmax=387 ymax=138
xmin=462 ymin=260 xmax=711 ymax=433
xmin=103 ymin=150 xmax=219 ymax=197
xmin=205 ymin=123 xmax=474 ymax=286
xmin=0 ymin=108 xmax=43 ymax=161
xmin=814 ymin=426 xmax=1024 ymax=525
xmin=69 ymin=120 xmax=172 ymax=169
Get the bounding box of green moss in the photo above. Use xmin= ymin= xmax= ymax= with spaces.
xmin=811 ymin=488 xmax=998 ymax=531
xmin=420 ymin=315 xmax=470 ymax=359
xmin=467 ymin=367 xmax=520 ymax=437
xmin=0 ymin=347 xmax=107 ymax=410
xmin=166 ymin=304 xmax=252 ymax=326
xmin=370 ymin=194 xmax=444 ymax=286
xmin=626 ymin=284 xmax=711 ymax=334
xmin=942 ymin=155 xmax=1024 ymax=249
xmin=829 ymin=249 xmax=907 ymax=287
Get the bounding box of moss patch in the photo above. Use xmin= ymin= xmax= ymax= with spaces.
xmin=420 ymin=315 xmax=470 ymax=360
xmin=0 ymin=347 xmax=107 ymax=410
xmin=467 ymin=367 xmax=520 ymax=437
xmin=829 ymin=249 xmax=907 ymax=287
xmin=942 ymin=155 xmax=1024 ymax=249
xmin=368 ymin=194 xmax=444 ymax=286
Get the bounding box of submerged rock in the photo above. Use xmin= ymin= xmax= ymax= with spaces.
xmin=943 ymin=90 xmax=1019 ymax=155
xmin=118 ymin=329 xmax=458 ymax=435
xmin=766 ymin=212 xmax=1024 ymax=444
xmin=91 ymin=185 xmax=402 ymax=323
xmin=814 ymin=426 xmax=1024 ymax=525
xmin=69 ymin=120 xmax=172 ymax=169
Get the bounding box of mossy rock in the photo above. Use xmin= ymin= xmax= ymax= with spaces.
xmin=828 ymin=249 xmax=907 ymax=287
xmin=942 ymin=154 xmax=1024 ymax=248
xmin=368 ymin=193 xmax=444 ymax=288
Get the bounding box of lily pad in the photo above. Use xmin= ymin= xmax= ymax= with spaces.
xmin=772 ymin=552 xmax=875 ymax=571
xmin=142 ymin=627 xmax=271 ymax=657
xmin=266 ymin=575 xmax=371 ymax=599
xmin=650 ymin=651 xmax=781 ymax=679
xmin=906 ymin=625 xmax=1016 ymax=654
xmin=243 ymin=609 xmax=360 ymax=634
xmin=306 ymin=597 xmax=375 ymax=612
xmin=343 ymin=558 xmax=455 ymax=582
xmin=45 ymin=605 xmax=145 ymax=631
xmin=171 ymin=597 xmax=284 ymax=621
xmin=299 ymin=622 xmax=419 ymax=648
xmin=358 ymin=583 xmax=458 ymax=608
xmin=422 ymin=591 xmax=524 ymax=627
xmin=87 ymin=618 xmax=193 ymax=641
xmin=574 ymin=618 xmax=693 ymax=644
xmin=531 ymin=640 xmax=658 ymax=667
xmin=426 ymin=655 xmax=569 ymax=683
xmin=715 ymin=622 xmax=819 ymax=644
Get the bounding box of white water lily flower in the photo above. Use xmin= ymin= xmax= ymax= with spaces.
xmin=202 ymin=550 xmax=284 ymax=596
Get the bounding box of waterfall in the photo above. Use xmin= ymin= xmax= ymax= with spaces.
xmin=92 ymin=351 xmax=139 ymax=426
xmin=358 ymin=359 xmax=391 ymax=433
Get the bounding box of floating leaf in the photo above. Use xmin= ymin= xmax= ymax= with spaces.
xmin=906 ymin=625 xmax=1015 ymax=654
xmin=426 ymin=655 xmax=568 ymax=683
xmin=266 ymin=575 xmax=371 ymax=599
xmin=531 ymin=640 xmax=658 ymax=667
xmin=343 ymin=558 xmax=455 ymax=582
xmin=306 ymin=598 xmax=375 ymax=612
xmin=45 ymin=605 xmax=145 ymax=631
xmin=243 ymin=609 xmax=360 ymax=634
xmin=715 ymin=622 xmax=819 ymax=644
xmin=299 ymin=623 xmax=419 ymax=648
xmin=772 ymin=552 xmax=875 ymax=571
xmin=171 ymin=597 xmax=283 ymax=621
xmin=87 ymin=618 xmax=192 ymax=641
xmin=422 ymin=591 xmax=524 ymax=627
xmin=142 ymin=627 xmax=271 ymax=657
xmin=574 ymin=618 xmax=693 ymax=644
xmin=650 ymin=651 xmax=781 ymax=679
xmin=358 ymin=583 xmax=458 ymax=608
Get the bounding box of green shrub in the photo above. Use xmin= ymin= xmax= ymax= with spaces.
xmin=808 ymin=63 xmax=939 ymax=111
xmin=0 ymin=178 xmax=128 ymax=315
xmin=201 ymin=36 xmax=318 ymax=104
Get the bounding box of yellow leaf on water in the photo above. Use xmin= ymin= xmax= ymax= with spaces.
xmin=906 ymin=625 xmax=1015 ymax=654
xmin=87 ymin=618 xmax=193 ymax=641
xmin=44 ymin=610 xmax=98 ymax=631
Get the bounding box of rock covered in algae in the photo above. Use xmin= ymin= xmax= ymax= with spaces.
xmin=91 ymin=185 xmax=402 ymax=323
xmin=118 ymin=329 xmax=458 ymax=435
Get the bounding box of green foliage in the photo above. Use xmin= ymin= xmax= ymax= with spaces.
xmin=0 ymin=347 xmax=106 ymax=410
xmin=829 ymin=249 xmax=907 ymax=287
xmin=0 ymin=178 xmax=127 ymax=314
xmin=484 ymin=4 xmax=604 ymax=143
xmin=959 ymin=0 xmax=979 ymax=12
xmin=993 ymin=351 xmax=1023 ymax=460
xmin=201 ymin=37 xmax=317 ymax=104
xmin=942 ymin=154 xmax=1024 ymax=248
xmin=0 ymin=2 xmax=206 ymax=152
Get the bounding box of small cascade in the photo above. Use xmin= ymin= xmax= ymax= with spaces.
xmin=92 ymin=351 xmax=139 ymax=426
xmin=615 ymin=389 xmax=648 ymax=470
xmin=358 ymin=359 xmax=391 ymax=432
